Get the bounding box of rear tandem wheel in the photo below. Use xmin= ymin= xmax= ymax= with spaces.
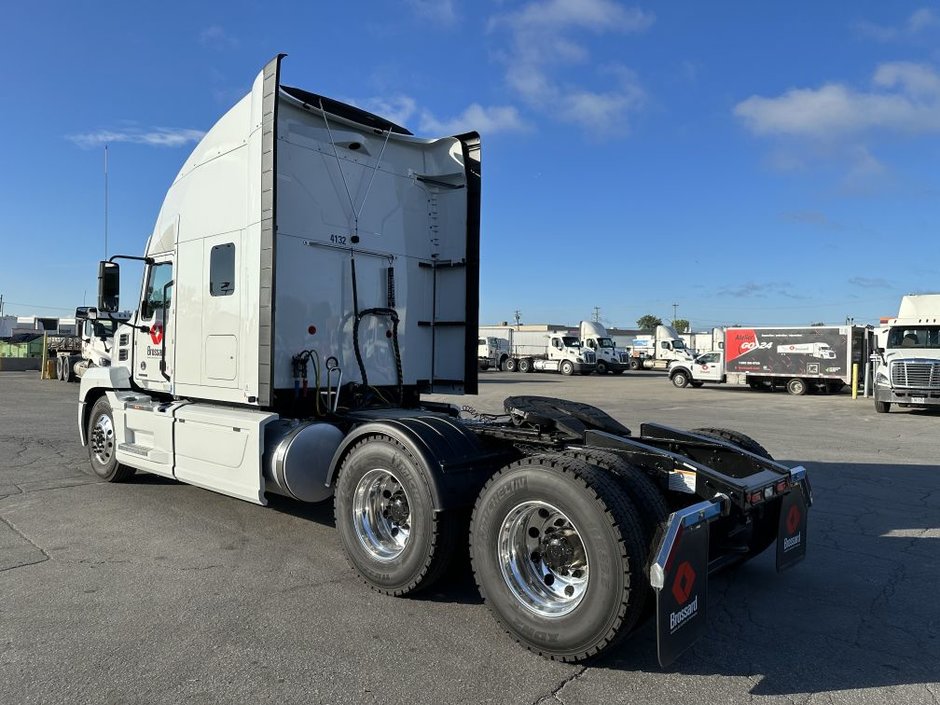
xmin=470 ymin=454 xmax=648 ymax=662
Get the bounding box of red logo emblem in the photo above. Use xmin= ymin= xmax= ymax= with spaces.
xmin=786 ymin=505 xmax=801 ymax=535
xmin=149 ymin=323 xmax=163 ymax=345
xmin=672 ymin=561 xmax=696 ymax=605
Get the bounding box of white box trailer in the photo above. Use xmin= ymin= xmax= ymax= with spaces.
xmin=76 ymin=55 xmax=811 ymax=667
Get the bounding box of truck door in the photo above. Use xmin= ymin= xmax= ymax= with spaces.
xmin=695 ymin=352 xmax=723 ymax=381
xmin=134 ymin=258 xmax=174 ymax=391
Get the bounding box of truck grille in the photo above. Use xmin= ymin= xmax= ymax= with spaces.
xmin=891 ymin=360 xmax=940 ymax=389
xmin=584 ymin=351 xmax=596 ymax=363
xmin=619 ymin=353 xmax=629 ymax=363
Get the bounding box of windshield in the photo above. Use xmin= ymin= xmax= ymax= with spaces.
xmin=672 ymin=339 xmax=687 ymax=349
xmin=888 ymin=326 xmax=940 ymax=349
xmin=598 ymin=337 xmax=615 ymax=348
xmin=562 ymin=336 xmax=581 ymax=348
xmin=85 ymin=319 xmax=118 ymax=338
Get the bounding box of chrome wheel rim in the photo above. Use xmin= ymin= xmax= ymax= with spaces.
xmin=90 ymin=414 xmax=114 ymax=465
xmin=353 ymin=469 xmax=411 ymax=561
xmin=497 ymin=501 xmax=588 ymax=617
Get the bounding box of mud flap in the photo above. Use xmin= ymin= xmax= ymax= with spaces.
xmin=650 ymin=499 xmax=723 ymax=668
xmin=776 ymin=480 xmax=809 ymax=571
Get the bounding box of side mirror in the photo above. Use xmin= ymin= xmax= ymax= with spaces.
xmin=98 ymin=261 xmax=120 ymax=312
xmin=877 ymin=347 xmax=884 ymax=354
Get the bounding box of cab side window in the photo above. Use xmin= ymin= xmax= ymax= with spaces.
xmin=210 ymin=243 xmax=236 ymax=296
xmin=142 ymin=263 xmax=173 ymax=319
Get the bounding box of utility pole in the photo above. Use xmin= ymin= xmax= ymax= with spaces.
xmin=592 ymin=306 xmax=600 ymax=323
xmin=672 ymin=303 xmax=678 ymax=322
xmin=513 ymin=310 xmax=522 ymax=328
xmin=0 ymin=294 xmax=4 ymax=317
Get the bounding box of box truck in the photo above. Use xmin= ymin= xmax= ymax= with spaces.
xmin=872 ymin=294 xmax=940 ymax=413
xmin=668 ymin=326 xmax=873 ymax=394
xmin=76 ymin=55 xmax=810 ymax=667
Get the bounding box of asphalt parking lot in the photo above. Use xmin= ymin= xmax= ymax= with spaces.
xmin=1 ymin=370 xmax=938 ymax=704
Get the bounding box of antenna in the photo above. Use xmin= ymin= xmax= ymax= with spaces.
xmin=104 ymin=144 xmax=109 ymax=258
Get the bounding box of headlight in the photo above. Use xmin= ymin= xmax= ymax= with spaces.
xmin=576 ymin=357 xmax=584 ymax=363
xmin=875 ymin=372 xmax=889 ymax=386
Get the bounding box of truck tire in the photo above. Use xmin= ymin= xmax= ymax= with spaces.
xmin=560 ymin=360 xmax=574 ymax=376
xmin=470 ymin=455 xmax=648 ymax=662
xmin=519 ymin=358 xmax=532 ymax=373
xmin=874 ymin=400 xmax=891 ymax=414
xmin=55 ymin=355 xmax=64 ymax=381
xmin=86 ymin=398 xmax=135 ymax=482
xmin=786 ymin=378 xmax=807 ymax=396
xmin=335 ymin=435 xmax=458 ymax=596
xmin=478 ymin=359 xmax=490 ymax=371
xmin=671 ymin=370 xmax=689 ymax=388
xmin=505 ymin=358 xmax=518 ymax=372
xmin=595 ymin=361 xmax=608 ymax=375
xmin=499 ymin=355 xmax=509 ymax=371
xmin=64 ymin=356 xmax=77 ymax=382
xmin=629 ymin=358 xmax=640 ymax=371
xmin=689 ymin=427 xmax=772 ymax=460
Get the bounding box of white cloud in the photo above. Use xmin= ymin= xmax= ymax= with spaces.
xmin=854 ymin=7 xmax=940 ymax=42
xmin=489 ymin=0 xmax=654 ymax=136
xmin=199 ymin=26 xmax=238 ymax=50
xmin=734 ymin=62 xmax=940 ymax=139
xmin=405 ymin=0 xmax=457 ymax=27
xmin=419 ymin=103 xmax=528 ymax=135
xmin=67 ymin=127 xmax=206 ymax=149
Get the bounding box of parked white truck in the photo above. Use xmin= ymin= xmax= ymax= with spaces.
xmin=75 ymin=55 xmax=811 ymax=667
xmin=872 ymin=294 xmax=940 ymax=413
xmin=505 ymin=329 xmax=596 ymax=375
xmin=628 ymin=324 xmax=695 ymax=370
xmin=56 ymin=307 xmax=132 ymax=382
xmin=668 ymin=326 xmax=873 ymax=395
xmin=477 ymin=335 xmax=509 ymax=370
xmin=579 ymin=321 xmax=630 ymax=375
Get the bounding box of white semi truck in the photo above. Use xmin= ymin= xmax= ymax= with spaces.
xmin=628 ymin=324 xmax=695 ymax=370
xmin=76 ymin=55 xmax=811 ymax=667
xmin=56 ymin=307 xmax=132 ymax=382
xmin=579 ymin=321 xmax=630 ymax=375
xmin=477 ymin=335 xmax=509 ymax=370
xmin=872 ymin=294 xmax=940 ymax=413
xmin=504 ymin=329 xmax=596 ymax=375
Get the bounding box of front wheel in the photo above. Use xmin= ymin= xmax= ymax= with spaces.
xmin=86 ymin=398 xmax=135 ymax=482
xmin=560 ymin=360 xmax=574 ymax=376
xmin=470 ymin=456 xmax=648 ymax=662
xmin=505 ymin=358 xmax=518 ymax=372
xmin=671 ymin=370 xmax=689 ymax=388
xmin=595 ymin=361 xmax=608 ymax=375
xmin=629 ymin=358 xmax=640 ymax=370
xmin=874 ymin=400 xmax=891 ymax=414
xmin=335 ymin=435 xmax=457 ymax=596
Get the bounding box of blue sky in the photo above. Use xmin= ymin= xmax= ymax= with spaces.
xmin=1 ymin=1 xmax=938 ymax=330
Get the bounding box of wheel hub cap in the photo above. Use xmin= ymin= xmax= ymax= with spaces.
xmin=352 ymin=469 xmax=411 ymax=561
xmin=497 ymin=501 xmax=589 ymax=617
xmin=91 ymin=414 xmax=114 ymax=465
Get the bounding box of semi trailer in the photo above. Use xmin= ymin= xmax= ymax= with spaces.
xmin=579 ymin=320 xmax=630 ymax=374
xmin=668 ymin=325 xmax=873 ymax=395
xmin=872 ymin=294 xmax=940 ymax=413
xmin=77 ymin=55 xmax=811 ymax=667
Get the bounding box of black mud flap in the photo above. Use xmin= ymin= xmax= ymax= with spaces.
xmin=650 ymin=499 xmax=724 ymax=668
xmin=776 ymin=479 xmax=809 ymax=571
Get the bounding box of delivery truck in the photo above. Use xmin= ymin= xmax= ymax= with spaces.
xmin=75 ymin=54 xmax=811 ymax=667
xmin=668 ymin=325 xmax=873 ymax=394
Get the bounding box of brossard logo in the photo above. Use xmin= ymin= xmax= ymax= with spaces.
xmin=669 ymin=561 xmax=699 ymax=633
xmin=146 ymin=323 xmax=164 ymax=357
xmin=783 ymin=505 xmax=802 ymax=552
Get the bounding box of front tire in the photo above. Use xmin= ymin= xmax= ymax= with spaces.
xmin=595 ymin=361 xmax=608 ymax=375
xmin=629 ymin=358 xmax=640 ymax=371
xmin=87 ymin=398 xmax=134 ymax=482
xmin=560 ymin=360 xmax=574 ymax=376
xmin=335 ymin=435 xmax=457 ymax=596
xmin=470 ymin=455 xmax=648 ymax=662
xmin=505 ymin=358 xmax=518 ymax=372
xmin=874 ymin=400 xmax=891 ymax=413
xmin=671 ymin=370 xmax=689 ymax=388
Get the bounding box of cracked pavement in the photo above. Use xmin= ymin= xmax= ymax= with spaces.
xmin=1 ymin=370 xmax=938 ymax=704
